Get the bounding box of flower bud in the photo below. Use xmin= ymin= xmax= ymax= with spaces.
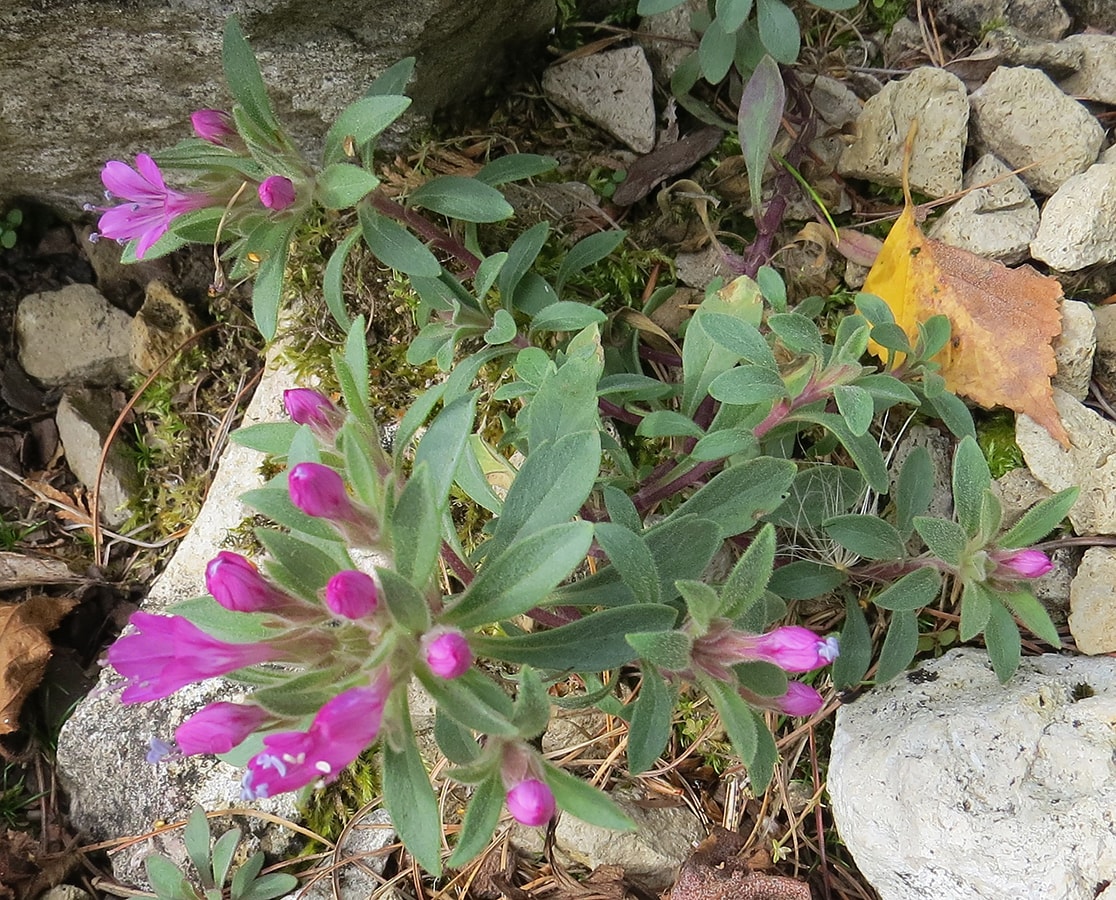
xmin=325 ymin=570 xmax=379 ymax=619
xmin=421 ymin=627 xmax=472 ymax=679
xmin=284 ymin=388 xmax=343 ymax=440
xmin=205 ymin=551 xmax=288 ymax=613
xmin=774 ymin=681 xmax=825 ymax=717
xmin=288 ymin=463 xmax=357 ymax=522
xmin=175 ymin=702 xmax=270 ymax=755
xmin=506 ymin=778 xmax=555 ymax=827
xmin=746 ymin=626 xmax=839 ymax=673
xmin=995 ymin=548 xmax=1053 ymax=579
xmin=190 ymin=109 xmax=235 ymax=144
xmin=259 ymin=175 xmax=296 ymax=211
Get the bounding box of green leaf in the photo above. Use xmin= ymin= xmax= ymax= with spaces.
xmin=756 ymin=0 xmax=800 ymax=62
xmin=627 ymin=667 xmax=675 ymax=775
xmin=833 ymin=595 xmax=871 ymax=688
xmin=690 ymin=428 xmax=758 ymax=461
xmin=895 ymin=446 xmax=933 ymax=539
xmin=767 ymin=312 xmax=822 ymax=358
xmin=985 ymin=600 xmax=1021 ymax=683
xmin=484 ymin=308 xmax=517 ymax=345
xmin=323 ymin=95 xmax=411 ymax=165
xmin=324 ymin=227 xmax=361 ymax=329
xmin=959 ymin=580 xmax=994 ymax=641
xmin=542 ymin=762 xmax=636 ymax=830
xmin=391 ymin=465 xmax=441 ymax=588
xmin=790 ymin=410 xmax=889 ymax=493
xmin=222 ymin=18 xmax=280 ymax=138
xmin=1001 ymin=588 xmax=1061 ymax=648
xmin=737 ymin=54 xmax=784 ymax=215
xmin=235 ymin=871 xmax=298 ymax=900
xmin=230 ymin=422 xmax=299 ymax=455
xmin=870 ymin=322 xmax=912 ymax=354
xmin=763 ymin=464 xmax=866 ymax=528
xmin=414 ymin=392 xmax=477 ymax=509
xmin=435 ymin=708 xmax=480 ymax=765
xmin=734 ymin=661 xmax=787 ymax=697
xmin=875 ymin=609 xmax=919 ymax=683
xmin=556 ymin=230 xmax=627 ymax=295
xmin=677 ymin=580 xmax=722 ymax=634
xmin=383 ymin=700 xmax=443 ymax=875
xmin=241 ymin=482 xmax=340 ymax=541
xmin=999 ymin=487 xmax=1078 ymax=548
xmin=748 ymin=712 xmax=778 ymax=792
xmin=211 ymin=828 xmax=240 ymax=892
xmin=448 ymin=521 xmax=594 ymax=628
xmin=530 ymin=301 xmax=608 ymax=333
xmin=602 ymin=485 xmax=642 ymax=534
xmin=595 ymin=523 xmax=661 ymax=606
xmin=501 ymin=223 xmax=550 ymax=302
xmin=366 ymin=57 xmax=416 ymax=96
xmin=512 ymin=667 xmax=552 ymax=739
xmin=923 ymin=388 xmax=976 ymax=440
xmin=856 ymin=373 xmax=918 ymax=406
xmin=669 ymin=457 xmax=796 ymax=539
xmin=717 ymin=0 xmax=755 ymax=30
xmin=833 ymin=384 xmax=874 ymax=437
xmin=699 ymin=18 xmax=736 ymax=83
xmin=952 ymin=436 xmax=991 ymax=537
xmin=870 ymin=566 xmax=942 ymax=612
xmin=377 ymin=566 xmax=431 ymax=632
xmin=184 ymin=805 xmax=214 ymax=889
xmin=473 ymin=604 xmax=679 ymax=671
xmin=146 ymin=854 xmax=199 ymax=900
xmin=166 ymin=596 xmax=272 ymax=646
xmin=636 ymin=410 xmax=705 ymax=439
xmin=638 ymin=0 xmax=688 ymax=11
xmin=703 ymin=676 xmax=758 ymax=765
xmin=721 ymin=522 xmax=776 ymax=619
xmin=447 ymin=775 xmax=505 ymax=867
xmin=625 ymin=630 xmax=693 ymax=670
xmin=420 ymin=670 xmax=518 ymax=737
xmin=708 ymin=365 xmax=786 ymax=405
xmin=409 ymin=175 xmax=514 ymax=223
xmin=683 ymin=316 xmax=743 ymax=417
xmin=823 ymin=514 xmax=905 ymax=561
xmin=358 ymin=204 xmax=442 ymax=277
xmin=477 ymin=154 xmax=558 ymax=186
xmin=522 ymin=331 xmax=603 ymax=450
xmin=229 ymin=853 xmax=265 ymax=899
xmin=256 ymin=528 xmax=342 ymax=599
xmin=247 ymin=221 xmax=296 ymax=341
xmin=914 ymin=517 xmax=967 ymax=566
xmin=700 ymin=312 xmax=777 ymax=370
xmin=315 ymin=162 xmax=380 ymax=208
xmin=251 ymin=668 xmax=347 ymax=717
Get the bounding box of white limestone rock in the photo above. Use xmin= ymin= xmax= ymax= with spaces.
xmin=1031 ymin=164 xmax=1116 ymax=270
xmin=1092 ymin=303 xmax=1116 ymax=394
xmin=971 ymin=66 xmax=1103 ymax=196
xmin=1052 ymin=299 xmax=1097 ymax=401
xmin=1060 ymin=34 xmax=1116 ymax=105
xmin=1069 ymin=547 xmax=1116 ymax=655
xmin=829 ymin=648 xmax=1116 ymax=900
xmin=542 ymin=47 xmax=656 ymax=154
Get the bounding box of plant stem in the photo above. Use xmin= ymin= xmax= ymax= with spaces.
xmin=369 ymin=190 xmax=483 ymax=276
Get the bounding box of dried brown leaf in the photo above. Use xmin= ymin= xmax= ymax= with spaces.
xmin=0 ymin=595 xmax=77 ymax=734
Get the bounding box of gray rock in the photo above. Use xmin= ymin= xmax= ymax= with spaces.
xmin=928 ymin=153 xmax=1038 ymax=264
xmin=1059 ymin=35 xmax=1116 ymax=104
xmin=993 ymin=466 xmax=1052 ymax=531
xmin=1092 ymin=304 xmax=1116 ymax=395
xmin=1069 ymin=548 xmax=1116 ymax=655
xmin=675 ymin=245 xmax=728 ymax=290
xmin=1033 ymin=546 xmax=1075 ymax=612
xmin=1061 ymin=0 xmax=1116 ymax=30
xmin=1031 ymin=164 xmax=1116 ymax=270
xmin=888 ymin=425 xmax=954 ymax=522
xmin=803 ymin=73 xmax=863 ymax=131
xmin=970 ymin=66 xmax=1103 ymax=196
xmin=131 ymin=280 xmax=200 ymax=375
xmin=639 ymin=0 xmax=701 ymax=84
xmin=542 ymin=47 xmax=657 ymax=154
xmin=978 ymin=26 xmax=1085 ymax=79
xmin=16 ymin=284 xmax=133 ymax=387
xmin=513 ymin=792 xmax=702 ymax=891
xmin=829 ymin=648 xmax=1116 ymax=900
xmin=288 ymin=809 xmax=395 ymax=900
xmin=1052 ymin=299 xmax=1097 ymax=401
xmin=55 ymin=390 xmax=140 ymax=528
xmin=882 ymin=18 xmax=925 ymax=69
xmin=838 ymin=67 xmax=969 ymax=199
xmin=931 ymin=0 xmax=1071 ymax=39
xmin=0 ymin=0 xmax=555 ymax=212
xmin=40 ymin=887 xmax=94 ymax=900
xmin=1016 ymin=388 xmax=1116 ymax=535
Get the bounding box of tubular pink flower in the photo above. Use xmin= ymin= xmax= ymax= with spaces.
xmin=191 ymin=109 xmax=235 ymax=144
xmin=727 ymin=626 xmax=838 ymax=673
xmin=91 ymin=154 xmax=210 ymax=258
xmin=506 ymin=778 xmax=556 ymax=827
xmin=175 ymin=702 xmax=271 ymax=755
xmin=107 ymin=611 xmax=277 ymax=703
xmin=241 ymin=675 xmax=392 ymax=799
xmin=288 ymin=462 xmax=358 ymax=522
xmin=324 ymin=570 xmax=379 ymax=619
xmin=259 ymin=175 xmax=296 ymax=211
xmin=205 ymin=551 xmax=290 ymax=613
xmin=774 ymin=681 xmax=825 ymax=717
xmin=422 ymin=627 xmax=473 ymax=679
xmin=284 ymin=388 xmax=343 ymax=440
xmin=995 ymin=548 xmax=1053 ymax=579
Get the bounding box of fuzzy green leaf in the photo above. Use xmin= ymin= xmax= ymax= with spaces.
xmin=358 ymin=204 xmax=442 ymax=277
xmin=952 ymin=436 xmax=991 ymax=537
xmin=703 ymin=676 xmax=758 ymax=765
xmin=870 ymin=566 xmax=942 ymax=612
xmin=446 ymin=775 xmax=505 ymax=867
xmin=999 ymin=487 xmax=1078 ymax=549
xmin=833 ymin=595 xmax=871 ymax=688
xmin=627 ymin=667 xmax=675 ymax=775
xmin=409 ymin=175 xmax=513 ymax=223
xmin=323 ymin=95 xmax=410 ymax=165
xmin=895 ymin=446 xmax=933 ymax=539
xmin=222 ymin=18 xmax=280 ymax=137
xmin=875 ymin=609 xmax=919 ymax=683
xmin=625 ymin=630 xmax=692 ymax=670
xmin=823 ymin=514 xmax=906 ymax=561
xmin=737 ymin=53 xmax=784 ymax=215
xmin=543 ymin=762 xmax=636 ymax=830
xmin=668 ymin=456 xmax=796 ymax=539
xmin=959 ymin=580 xmax=994 ymax=641
xmin=985 ymin=600 xmax=1021 ymax=682
xmin=1001 ymin=588 xmax=1061 ymax=648
xmin=477 ymin=154 xmax=558 ymax=186
xmin=383 ymin=703 xmax=443 ymax=875
xmin=833 ymin=384 xmax=874 ymax=437
xmin=556 ymin=230 xmax=627 ymax=295
xmin=914 ymin=517 xmax=967 ymax=566
xmin=315 ymin=162 xmax=381 ymax=208
xmin=720 ymin=522 xmax=776 ymax=619
xmin=595 ymin=523 xmax=661 ymax=606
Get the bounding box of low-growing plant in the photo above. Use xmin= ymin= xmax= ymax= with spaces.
xmin=0 ymin=207 xmax=21 ymax=249
xmin=91 ymin=18 xmax=1075 ymax=875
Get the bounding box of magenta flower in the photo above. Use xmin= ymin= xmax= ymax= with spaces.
xmin=205 ymin=551 xmax=290 ymax=613
xmin=175 ymin=702 xmax=271 ymax=755
xmin=324 ymin=570 xmax=379 ymax=619
xmin=692 ymin=624 xmax=838 ymax=678
xmin=241 ymin=675 xmax=391 ymax=799
xmin=108 ymin=611 xmax=277 ymax=703
xmin=191 ymin=109 xmax=236 ymax=144
xmin=994 ymin=548 xmax=1053 ymax=579
xmin=421 ymin=627 xmax=472 ymax=679
xmin=284 ymin=389 xmax=343 ymax=440
xmin=506 ymin=778 xmax=556 ymax=827
xmin=774 ymin=681 xmax=825 ymax=717
xmin=258 ymin=175 xmax=296 ymax=211
xmin=90 ymin=154 xmax=210 ymax=259
xmin=288 ymin=463 xmax=358 ymax=522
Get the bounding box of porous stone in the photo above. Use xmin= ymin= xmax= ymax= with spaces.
xmin=1016 ymin=388 xmax=1116 ymax=535
xmin=542 ymin=47 xmax=656 ymax=154
xmin=131 ymin=281 xmax=200 ymax=374
xmin=674 ymin=246 xmax=727 ymax=290
xmin=639 ymin=0 xmax=702 ymax=84
xmin=976 ymin=26 xmax=1085 ymax=79
xmin=55 ymin=390 xmax=140 ymax=528
xmin=1031 ymin=164 xmax=1116 ymax=270
xmin=41 ymin=887 xmax=94 ymax=900
xmin=1059 ymin=35 xmax=1116 ymax=105
xmin=928 ymin=153 xmax=1038 ymax=264
xmin=0 ymin=0 xmax=556 ymax=211
xmin=970 ymin=66 xmax=1103 ymax=196
xmin=838 ymin=67 xmax=969 ymax=199
xmin=931 ymin=0 xmax=1071 ymax=39
xmin=888 ymin=425 xmax=954 ymax=521
xmin=1061 ymin=0 xmax=1116 ymax=30
xmin=16 ymin=284 xmax=133 ymax=387
xmin=1069 ymin=547 xmax=1116 ymax=655
xmin=1092 ymin=304 xmax=1116 ymax=395
xmin=1051 ymin=299 xmax=1097 ymax=401
xmin=993 ymin=466 xmax=1052 ymax=530
xmin=829 ymin=648 xmax=1116 ymax=900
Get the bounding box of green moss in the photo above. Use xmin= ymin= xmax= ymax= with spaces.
xmin=299 ymin=746 xmax=382 ymax=846
xmin=976 ymin=411 xmax=1024 ymax=478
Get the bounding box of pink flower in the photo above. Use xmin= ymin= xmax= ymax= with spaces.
xmin=288 ymin=463 xmax=358 ymax=522
xmin=774 ymin=681 xmax=825 ymax=717
xmin=284 ymin=389 xmax=343 ymax=440
xmin=506 ymin=778 xmax=555 ymax=827
xmin=693 ymin=624 xmax=838 ymax=676
xmin=107 ymin=611 xmax=277 ymax=703
xmin=258 ymin=175 xmax=296 ymax=211
xmin=191 ymin=109 xmax=235 ymax=144
xmin=995 ymin=548 xmax=1053 ymax=579
xmin=205 ymin=551 xmax=290 ymax=613
xmin=89 ymin=154 xmax=210 ymax=259
xmin=421 ymin=627 xmax=472 ymax=679
xmin=175 ymin=702 xmax=270 ymax=755
xmin=324 ymin=570 xmax=379 ymax=619
xmin=241 ymin=675 xmax=391 ymax=799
